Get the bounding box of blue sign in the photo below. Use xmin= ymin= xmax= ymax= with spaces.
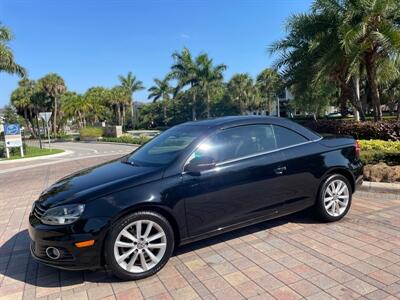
xmin=4 ymin=124 xmax=21 ymax=135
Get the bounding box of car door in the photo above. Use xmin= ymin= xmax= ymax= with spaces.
xmin=271 ymin=125 xmax=320 ymax=212
xmin=181 ymin=124 xmax=288 ymax=237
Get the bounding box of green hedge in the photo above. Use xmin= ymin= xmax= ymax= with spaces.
xmin=358 ymin=140 xmax=400 ymax=165
xmin=303 ymin=120 xmax=400 ymax=141
xmin=101 ymin=135 xmax=150 ymax=145
xmin=79 ymin=127 xmax=103 ymax=138
xmin=360 ymin=150 xmax=400 ymax=166
xmin=359 ymin=139 xmax=400 ymax=152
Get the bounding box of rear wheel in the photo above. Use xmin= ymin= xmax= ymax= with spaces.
xmin=315 ymin=174 xmax=352 ymax=222
xmin=105 ymin=211 xmax=174 ymax=280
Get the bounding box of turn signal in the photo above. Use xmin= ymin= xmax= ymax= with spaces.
xmin=75 ymin=240 xmax=95 ymax=248
xmin=355 ymin=140 xmax=361 ymax=157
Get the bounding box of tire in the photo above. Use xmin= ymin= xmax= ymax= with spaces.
xmin=315 ymin=174 xmax=352 ymax=222
xmin=105 ymin=211 xmax=175 ymax=280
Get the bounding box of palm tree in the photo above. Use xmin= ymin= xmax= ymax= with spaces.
xmin=118 ymin=72 xmax=144 ymax=128
xmin=108 ymin=86 xmax=130 ymax=126
xmin=378 ymin=55 xmax=400 ymax=119
xmin=170 ymin=48 xmax=200 ymax=120
xmin=38 ymin=73 xmax=66 ymax=135
xmin=84 ymin=87 xmax=109 ymax=125
xmin=10 ymin=79 xmax=36 ymax=136
xmin=61 ymin=92 xmax=88 ymax=128
xmin=227 ymin=73 xmax=254 ymax=114
xmin=341 ymin=0 xmax=400 ymax=121
xmin=148 ymin=76 xmax=172 ymax=123
xmin=196 ymin=54 xmax=227 ymax=118
xmin=256 ymin=68 xmax=282 ymax=116
xmin=269 ymin=1 xmax=367 ymax=120
xmin=0 ymin=23 xmax=26 ymax=77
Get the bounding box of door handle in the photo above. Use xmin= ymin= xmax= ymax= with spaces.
xmin=274 ymin=166 xmax=287 ymax=175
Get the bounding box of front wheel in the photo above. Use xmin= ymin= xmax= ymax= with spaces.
xmin=105 ymin=211 xmax=175 ymax=280
xmin=315 ymin=174 xmax=352 ymax=222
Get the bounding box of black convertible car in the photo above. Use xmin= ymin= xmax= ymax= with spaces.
xmin=29 ymin=116 xmax=363 ymax=280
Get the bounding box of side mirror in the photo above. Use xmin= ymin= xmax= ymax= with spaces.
xmin=184 ymin=156 xmax=216 ymax=175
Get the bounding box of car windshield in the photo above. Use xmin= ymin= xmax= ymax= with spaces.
xmin=125 ymin=125 xmax=206 ymax=166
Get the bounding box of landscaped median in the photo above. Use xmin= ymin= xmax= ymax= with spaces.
xmin=0 ymin=144 xmax=64 ymax=160
xmin=301 ymin=119 xmax=400 ymax=183
xmin=79 ymin=126 xmax=151 ymax=145
xmin=358 ymin=140 xmax=400 ymax=183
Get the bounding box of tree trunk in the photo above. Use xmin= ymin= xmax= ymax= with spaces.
xmin=53 ymin=96 xmax=57 ymax=137
xmin=365 ymin=52 xmax=382 ymax=121
xmin=351 ymin=76 xmax=366 ymax=121
xmin=163 ymin=99 xmax=167 ymax=121
xmin=239 ymin=97 xmax=244 ymax=115
xmin=206 ymin=91 xmax=211 ymax=118
xmin=122 ymin=105 xmax=126 ymax=130
xmin=268 ymin=93 xmax=272 ymax=116
xmin=117 ymin=104 xmax=122 ymax=126
xmin=131 ymin=99 xmax=135 ymax=129
xmin=192 ymin=92 xmax=197 ymax=121
xmin=23 ymin=108 xmax=37 ymax=138
xmin=397 ymin=100 xmax=400 ymax=121
xmin=35 ymin=106 xmax=43 ymax=149
xmin=388 ymin=95 xmax=396 ymax=115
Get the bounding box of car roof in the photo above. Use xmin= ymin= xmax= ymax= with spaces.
xmin=181 ymin=116 xmax=321 ymax=141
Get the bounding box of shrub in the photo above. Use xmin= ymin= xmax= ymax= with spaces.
xmin=358 ymin=140 xmax=400 ymax=152
xmin=303 ymin=120 xmax=400 ymax=141
xmin=360 ymin=150 xmax=400 ymax=166
xmin=79 ymin=127 xmax=103 ymax=138
xmin=102 ymin=134 xmax=150 ymax=145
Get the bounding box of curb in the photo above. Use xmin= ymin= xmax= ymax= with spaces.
xmin=0 ymin=150 xmax=71 ymax=164
xmin=79 ymin=141 xmax=141 ymax=147
xmin=359 ymin=181 xmax=400 ymax=194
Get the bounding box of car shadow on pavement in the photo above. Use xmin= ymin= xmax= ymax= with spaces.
xmin=0 ymin=210 xmax=320 ymax=288
xmin=176 ymin=209 xmax=320 ymax=255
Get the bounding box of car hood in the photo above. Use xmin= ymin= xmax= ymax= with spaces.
xmin=37 ymin=158 xmax=163 ymax=208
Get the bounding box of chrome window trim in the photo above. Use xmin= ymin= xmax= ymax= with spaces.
xmin=216 ymin=137 xmax=322 ymax=167
xmin=181 ymin=123 xmax=322 ymax=173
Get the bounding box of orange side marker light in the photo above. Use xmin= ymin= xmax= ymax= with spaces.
xmin=75 ymin=240 xmax=95 ymax=248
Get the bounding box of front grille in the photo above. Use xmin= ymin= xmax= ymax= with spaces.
xmin=33 ymin=203 xmax=46 ymax=219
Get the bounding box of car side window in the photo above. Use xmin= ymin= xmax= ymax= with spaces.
xmin=191 ymin=124 xmax=278 ymax=164
xmin=272 ymin=125 xmax=308 ymax=148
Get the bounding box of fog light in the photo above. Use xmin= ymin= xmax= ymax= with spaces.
xmin=46 ymin=247 xmax=60 ymax=260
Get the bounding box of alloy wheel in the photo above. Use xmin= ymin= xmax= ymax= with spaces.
xmin=113 ymin=220 xmax=167 ymax=273
xmin=323 ymin=179 xmax=349 ymax=217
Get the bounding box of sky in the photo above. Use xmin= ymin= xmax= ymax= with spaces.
xmin=0 ymin=0 xmax=313 ymax=107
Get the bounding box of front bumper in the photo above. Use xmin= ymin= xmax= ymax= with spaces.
xmin=28 ymin=213 xmax=109 ymax=270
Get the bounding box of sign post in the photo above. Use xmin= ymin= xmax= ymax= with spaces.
xmin=39 ymin=112 xmax=52 ymax=150
xmin=4 ymin=124 xmax=23 ymax=159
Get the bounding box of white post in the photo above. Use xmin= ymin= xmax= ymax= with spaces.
xmin=5 ymin=147 xmax=10 ymax=159
xmin=277 ymin=96 xmax=280 ymax=117
xmin=47 ymin=124 xmax=51 ymax=150
xmin=20 ymin=146 xmax=24 ymax=157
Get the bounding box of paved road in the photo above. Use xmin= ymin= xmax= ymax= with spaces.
xmin=0 ymin=152 xmax=399 ymax=299
xmin=0 ymin=142 xmax=136 ymax=174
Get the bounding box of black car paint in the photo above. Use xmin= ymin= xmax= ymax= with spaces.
xmin=29 ymin=116 xmax=363 ymax=270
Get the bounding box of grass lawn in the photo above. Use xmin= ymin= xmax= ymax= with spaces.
xmin=3 ymin=146 xmax=64 ymax=160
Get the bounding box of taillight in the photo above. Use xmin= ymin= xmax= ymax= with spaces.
xmin=355 ymin=140 xmax=361 ymax=157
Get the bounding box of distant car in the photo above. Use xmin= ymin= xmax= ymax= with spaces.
xmin=326 ymin=111 xmax=354 ymax=119
xmin=29 ymin=116 xmax=363 ymax=280
xmin=326 ymin=112 xmax=342 ymax=118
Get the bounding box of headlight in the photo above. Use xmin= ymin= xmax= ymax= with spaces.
xmin=41 ymin=204 xmax=85 ymax=225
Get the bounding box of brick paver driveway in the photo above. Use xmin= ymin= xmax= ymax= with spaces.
xmin=0 ymin=155 xmax=399 ymax=300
